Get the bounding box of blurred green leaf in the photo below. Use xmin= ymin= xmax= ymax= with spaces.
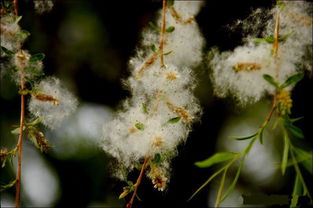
xmin=229 ymin=132 xmax=257 ymax=141
xmin=281 ymin=132 xmax=289 ymax=175
xmin=293 ymin=147 xmax=313 ymax=174
xmin=263 ymin=74 xmax=279 ymax=88
xmin=167 ymin=0 xmax=174 ymax=7
xmin=166 ymin=26 xmax=175 ymax=33
xmin=0 ymin=179 xmax=16 ymax=191
xmin=30 ymin=53 xmax=45 ymax=62
xmin=291 ymin=174 xmax=302 ymax=207
xmin=1 ymin=47 xmax=14 ymax=56
xmin=135 ymin=122 xmax=144 ymax=131
xmin=280 ymin=73 xmax=303 ymax=89
xmin=148 ymin=22 xmax=161 ymax=31
xmin=151 ymin=153 xmax=161 ymax=164
xmin=168 ymin=117 xmax=181 ymax=124
xmin=195 ymin=152 xmax=235 ymax=168
xmin=284 ymin=123 xmax=304 ymax=139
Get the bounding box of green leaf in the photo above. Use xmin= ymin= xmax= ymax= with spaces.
xmin=221 ymin=159 xmax=243 ymax=202
xmin=264 ymin=36 xmax=275 ymax=44
xmin=1 ymin=47 xmax=15 ymax=56
xmin=165 ymin=26 xmax=175 ymax=33
xmin=150 ymin=44 xmax=157 ymax=53
xmin=15 ymin=16 xmax=22 ymax=24
xmin=167 ymin=0 xmax=174 ymax=7
xmin=293 ymin=147 xmax=313 ymax=174
xmin=229 ymin=132 xmax=257 ymax=141
xmin=291 ymin=174 xmax=303 ymax=207
xmin=168 ymin=117 xmax=181 ymax=124
xmin=11 ymin=127 xmax=20 ymax=135
xmin=277 ymin=1 xmax=286 ymax=7
xmin=30 ymin=53 xmax=45 ymax=62
xmin=285 ymin=123 xmax=304 ymax=139
xmin=135 ymin=122 xmax=145 ymax=131
xmin=142 ymin=103 xmax=148 ymax=114
xmin=25 ymin=66 xmax=44 ymax=77
xmin=163 ymin=50 xmax=173 ymax=56
xmin=148 ymin=22 xmax=161 ymax=31
xmin=27 ymin=117 xmax=43 ymax=126
xmin=195 ymin=152 xmax=236 ymax=168
xmin=151 ymin=153 xmax=161 ymax=164
xmin=289 ymin=117 xmax=304 ymax=124
xmin=0 ymin=179 xmax=16 ymax=191
xmin=280 ymin=73 xmax=304 ymax=89
xmin=16 ymin=29 xmax=30 ymax=41
xmin=263 ymin=74 xmax=280 ymax=88
xmin=281 ymin=132 xmax=289 ymax=175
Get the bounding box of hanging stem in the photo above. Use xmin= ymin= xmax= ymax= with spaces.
xmin=159 ymin=0 xmax=167 ymax=67
xmin=15 ymin=66 xmax=25 ymax=208
xmin=13 ymin=0 xmax=18 ymax=16
xmin=126 ymin=156 xmax=150 ymax=208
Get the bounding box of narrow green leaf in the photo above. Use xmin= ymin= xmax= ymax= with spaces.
xmin=293 ymin=147 xmax=313 ymax=174
xmin=1 ymin=47 xmax=15 ymax=56
xmin=221 ymin=159 xmax=243 ymax=202
xmin=280 ymin=73 xmax=304 ymax=89
xmin=285 ymin=123 xmax=304 ymax=139
xmin=151 ymin=153 xmax=161 ymax=164
xmin=259 ymin=128 xmax=265 ymax=144
xmin=142 ymin=103 xmax=148 ymax=114
xmin=148 ymin=22 xmax=161 ymax=31
xmin=135 ymin=122 xmax=144 ymax=131
xmin=0 ymin=179 xmax=17 ymax=191
xmin=165 ymin=26 xmax=175 ymax=33
xmin=11 ymin=127 xmax=20 ymax=135
xmin=15 ymin=16 xmax=22 ymax=24
xmin=264 ymin=36 xmax=275 ymax=44
xmin=163 ymin=50 xmax=173 ymax=56
xmin=281 ymin=132 xmax=289 ymax=175
xmin=30 ymin=53 xmax=45 ymax=62
xmin=167 ymin=0 xmax=174 ymax=7
xmin=263 ymin=74 xmax=280 ymax=88
xmin=27 ymin=117 xmax=43 ymax=126
xmin=277 ymin=1 xmax=286 ymax=7
xmin=168 ymin=117 xmax=181 ymax=124
xmin=290 ymin=117 xmax=304 ymax=123
xmin=229 ymin=132 xmax=257 ymax=141
xmin=150 ymin=44 xmax=157 ymax=53
xmin=195 ymin=152 xmax=235 ymax=168
xmin=291 ymin=174 xmax=303 ymax=207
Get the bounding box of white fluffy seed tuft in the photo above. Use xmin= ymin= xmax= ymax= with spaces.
xmin=210 ymin=1 xmax=312 ymax=105
xmin=28 ymin=77 xmax=78 ymax=129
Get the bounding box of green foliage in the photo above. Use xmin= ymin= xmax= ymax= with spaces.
xmin=135 ymin=122 xmax=145 ymax=131
xmin=263 ymin=74 xmax=280 ymax=88
xmin=280 ymin=73 xmax=304 ymax=89
xmin=151 ymin=153 xmax=161 ymax=164
xmin=281 ymin=131 xmax=289 ymax=175
xmin=0 ymin=179 xmax=16 ymax=192
xmin=148 ymin=22 xmax=161 ymax=31
xmin=167 ymin=0 xmax=174 ymax=8
xmin=142 ymin=103 xmax=149 ymax=114
xmin=165 ymin=26 xmax=175 ymax=33
xmin=168 ymin=117 xmax=181 ymax=123
xmin=229 ymin=132 xmax=257 ymax=140
xmin=1 ymin=46 xmax=15 ymax=56
xmin=29 ymin=53 xmax=45 ymax=62
xmin=150 ymin=44 xmax=157 ymax=53
xmin=195 ymin=152 xmax=236 ymax=168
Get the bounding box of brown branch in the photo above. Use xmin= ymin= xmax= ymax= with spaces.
xmin=13 ymin=0 xmax=18 ymax=16
xmin=126 ymin=156 xmax=150 ymax=208
xmin=158 ymin=0 xmax=167 ymax=67
xmin=15 ymin=66 xmax=25 ymax=208
xmin=273 ymin=8 xmax=280 ymax=58
xmin=135 ymin=53 xmax=158 ymax=79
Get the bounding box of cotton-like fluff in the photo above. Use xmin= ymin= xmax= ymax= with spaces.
xmin=28 ymin=77 xmax=78 ymax=129
xmin=210 ymin=1 xmax=312 ymax=105
xmin=102 ymin=1 xmax=204 ymax=190
xmin=0 ymin=15 xmax=28 ymax=54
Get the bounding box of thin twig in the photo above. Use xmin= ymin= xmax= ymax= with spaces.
xmin=126 ymin=156 xmax=150 ymax=208
xmin=15 ymin=64 xmax=25 ymax=208
xmin=13 ymin=0 xmax=18 ymax=16
xmin=159 ymin=0 xmax=167 ymax=67
xmin=214 ymin=169 xmax=227 ymax=208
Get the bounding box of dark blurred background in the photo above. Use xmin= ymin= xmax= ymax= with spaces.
xmin=1 ymin=0 xmax=312 ymax=207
